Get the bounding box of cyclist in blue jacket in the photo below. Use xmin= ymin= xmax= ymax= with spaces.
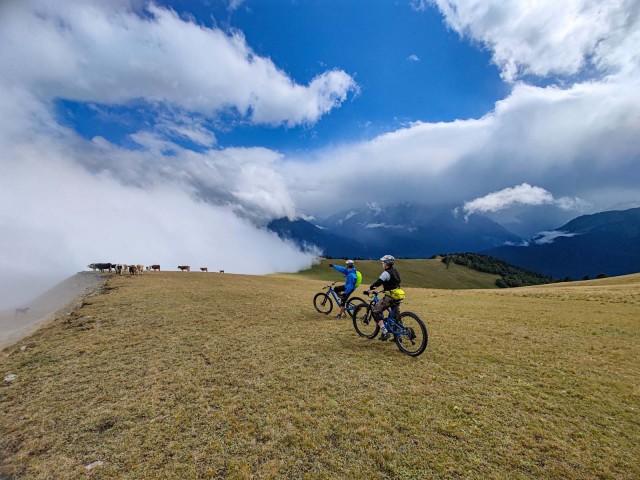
xmin=328 ymin=259 xmax=357 ymax=319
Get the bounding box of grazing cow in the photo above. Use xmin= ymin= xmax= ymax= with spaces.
xmin=115 ymin=264 xmax=123 ymax=275
xmin=15 ymin=307 xmax=29 ymax=316
xmin=128 ymin=265 xmax=137 ymax=275
xmin=178 ymin=265 xmax=190 ymax=272
xmin=150 ymin=264 xmax=161 ymax=272
xmin=219 ymin=270 xmax=224 ymax=274
xmin=88 ymin=263 xmax=114 ymax=273
xmin=136 ymin=265 xmax=144 ymax=275
xmin=200 ymin=267 xmax=208 ymax=272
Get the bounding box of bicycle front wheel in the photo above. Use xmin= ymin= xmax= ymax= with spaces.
xmin=313 ymin=292 xmax=333 ymax=315
xmin=352 ymin=304 xmax=379 ymax=339
xmin=394 ymin=312 xmax=428 ymax=357
xmin=345 ymin=296 xmax=366 ymax=318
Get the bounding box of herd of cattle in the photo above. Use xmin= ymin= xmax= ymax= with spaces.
xmin=88 ymin=263 xmax=224 ymax=274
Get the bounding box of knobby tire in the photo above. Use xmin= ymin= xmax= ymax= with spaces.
xmin=345 ymin=296 xmax=366 ymax=319
xmin=394 ymin=312 xmax=428 ymax=357
xmin=352 ymin=304 xmax=379 ymax=339
xmin=313 ymin=292 xmax=333 ymax=315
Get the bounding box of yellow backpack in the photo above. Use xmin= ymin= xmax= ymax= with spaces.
xmin=387 ymin=288 xmax=405 ymax=300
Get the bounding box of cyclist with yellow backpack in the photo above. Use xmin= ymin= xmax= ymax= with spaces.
xmin=363 ymin=254 xmax=405 ymax=341
xmin=328 ymin=259 xmax=361 ymax=319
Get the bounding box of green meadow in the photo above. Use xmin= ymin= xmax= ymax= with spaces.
xmin=295 ymin=257 xmax=500 ymax=290
xmin=1 ymin=269 xmax=639 ymax=479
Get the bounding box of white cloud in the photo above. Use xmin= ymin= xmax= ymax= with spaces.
xmin=0 ymin=0 xmax=342 ymax=308
xmin=228 ymin=0 xmax=245 ymax=12
xmin=156 ymin=115 xmax=217 ymax=147
xmin=408 ymin=54 xmax=421 ymax=62
xmin=0 ymin=0 xmax=357 ymax=127
xmin=0 ymin=128 xmax=315 ymax=309
xmin=533 ymin=230 xmax=579 ymax=245
xmin=285 ymin=73 xmax=640 ymax=217
xmin=431 ymin=0 xmax=640 ymax=82
xmin=457 ymin=183 xmax=590 ymax=220
xmin=411 ymin=0 xmax=429 ymax=12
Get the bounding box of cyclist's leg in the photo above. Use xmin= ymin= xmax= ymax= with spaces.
xmin=372 ymin=296 xmax=392 ymax=339
xmin=334 ymin=285 xmax=347 ymax=318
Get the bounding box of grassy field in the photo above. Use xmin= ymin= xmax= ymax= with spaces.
xmin=1 ymin=271 xmax=639 ymax=479
xmin=292 ymin=257 xmax=500 ymax=289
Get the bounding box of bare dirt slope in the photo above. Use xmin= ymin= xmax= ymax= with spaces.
xmin=0 ymin=272 xmax=108 ymax=350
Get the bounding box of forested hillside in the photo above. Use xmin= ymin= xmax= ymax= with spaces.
xmin=437 ymin=253 xmax=555 ymax=287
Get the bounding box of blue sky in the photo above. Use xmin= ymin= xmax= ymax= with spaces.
xmin=1 ymin=0 xmax=639 ymax=306
xmin=57 ymin=1 xmax=507 ymax=153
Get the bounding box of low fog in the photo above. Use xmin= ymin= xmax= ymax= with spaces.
xmin=0 ymin=133 xmax=317 ymax=310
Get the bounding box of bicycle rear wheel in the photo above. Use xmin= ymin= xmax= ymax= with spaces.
xmin=313 ymin=292 xmax=333 ymax=315
xmin=345 ymin=296 xmax=366 ymax=318
xmin=394 ymin=312 xmax=428 ymax=357
xmin=352 ymin=304 xmax=379 ymax=339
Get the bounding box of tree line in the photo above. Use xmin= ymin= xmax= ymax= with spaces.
xmin=435 ymin=253 xmax=555 ymax=288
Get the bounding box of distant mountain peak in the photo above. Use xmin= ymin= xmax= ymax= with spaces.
xmin=366 ymin=202 xmax=383 ymax=215
xmin=486 ymin=207 xmax=640 ymax=279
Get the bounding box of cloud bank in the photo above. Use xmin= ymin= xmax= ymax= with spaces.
xmin=0 ymin=0 xmax=359 ymax=308
xmin=285 ymin=0 xmax=640 ymax=217
xmin=432 ymin=0 xmax=640 ymax=81
xmin=456 ymin=183 xmax=589 ymax=220
xmin=0 ymin=0 xmax=356 ymax=126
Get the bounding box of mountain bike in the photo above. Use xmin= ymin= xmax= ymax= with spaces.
xmin=352 ymin=290 xmax=428 ymax=357
xmin=313 ymin=282 xmax=366 ymax=319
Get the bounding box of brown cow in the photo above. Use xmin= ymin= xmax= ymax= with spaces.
xmin=178 ymin=265 xmax=190 ymax=272
xmin=200 ymin=267 xmax=208 ymax=272
xmin=128 ymin=265 xmax=137 ymax=275
xmin=150 ymin=264 xmax=161 ymax=272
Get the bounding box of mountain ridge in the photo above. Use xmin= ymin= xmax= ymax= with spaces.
xmin=269 ymin=205 xmax=640 ymax=280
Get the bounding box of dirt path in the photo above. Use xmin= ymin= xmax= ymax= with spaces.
xmin=0 ymin=272 xmax=109 ymax=350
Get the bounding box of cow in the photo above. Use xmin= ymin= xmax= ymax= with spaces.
xmin=15 ymin=307 xmax=29 ymax=316
xmin=88 ymin=263 xmax=114 ymax=273
xmin=178 ymin=265 xmax=190 ymax=272
xmin=136 ymin=265 xmax=144 ymax=275
xmin=200 ymin=267 xmax=208 ymax=272
xmin=219 ymin=270 xmax=224 ymax=274
xmin=115 ymin=264 xmax=123 ymax=275
xmin=128 ymin=265 xmax=137 ymax=275
xmin=150 ymin=265 xmax=161 ymax=272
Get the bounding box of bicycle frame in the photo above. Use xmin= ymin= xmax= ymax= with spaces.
xmin=354 ymin=290 xmax=428 ymax=356
xmin=365 ymin=291 xmax=406 ymax=335
xmin=326 ymin=286 xmax=343 ymax=305
xmin=321 ymin=283 xmax=360 ymax=314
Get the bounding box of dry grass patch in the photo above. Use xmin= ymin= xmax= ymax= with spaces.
xmin=1 ymin=272 xmax=639 ymax=478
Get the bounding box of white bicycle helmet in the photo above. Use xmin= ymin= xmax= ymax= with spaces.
xmin=345 ymin=259 xmax=355 ymax=266
xmin=380 ymin=254 xmax=395 ymax=265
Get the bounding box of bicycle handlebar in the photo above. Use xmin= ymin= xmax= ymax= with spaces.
xmin=323 ymin=281 xmax=338 ymax=290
